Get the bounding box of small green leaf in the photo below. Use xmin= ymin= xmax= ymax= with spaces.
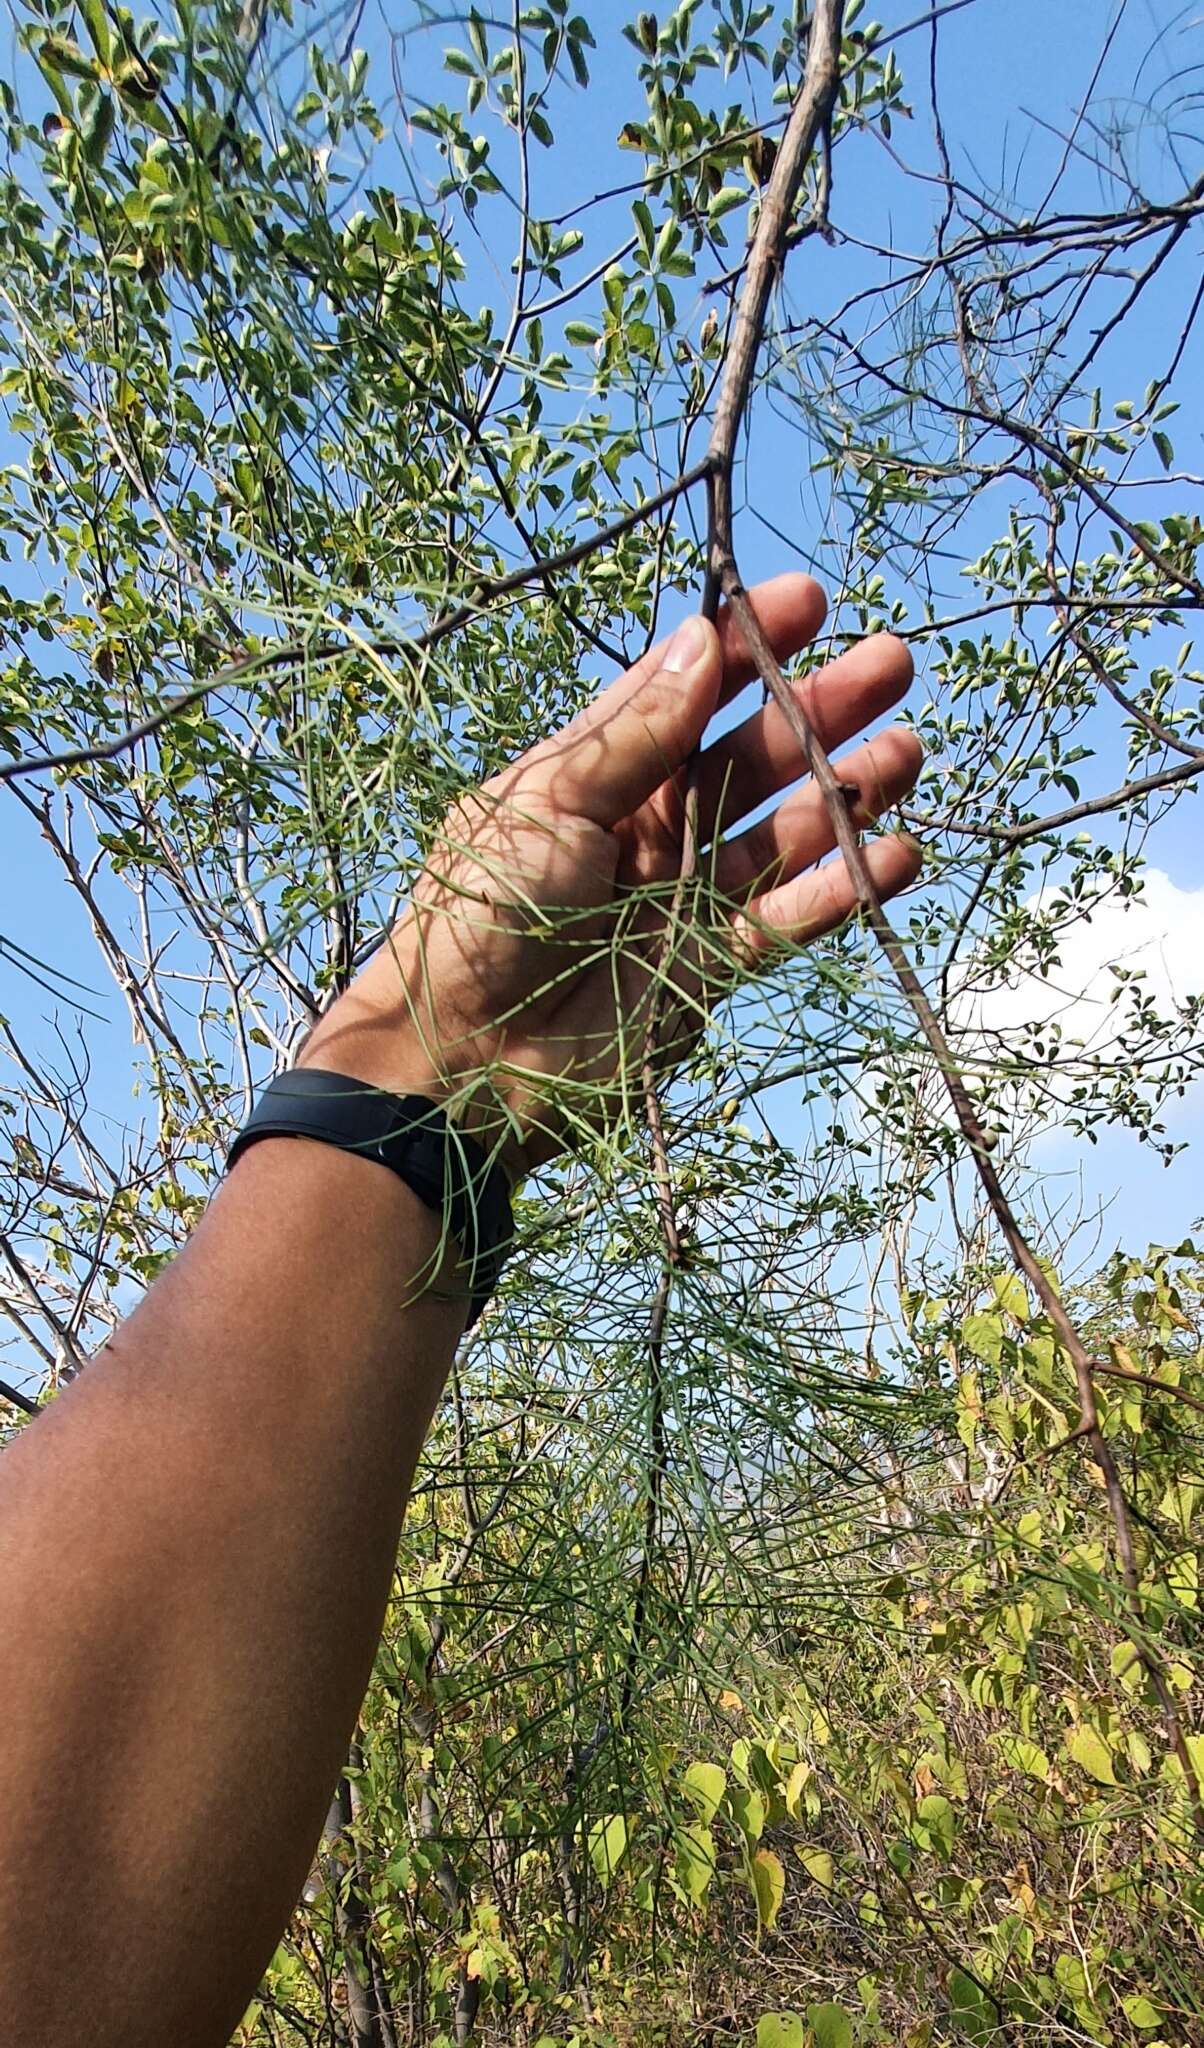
xmin=756 ymin=2017 xmax=805 ymax=2048
xmin=806 ymin=2002 xmax=853 ymax=2048
xmin=728 ymin=1785 xmax=765 ymax=1842
xmin=682 ymin=1760 xmax=726 ymax=1824
xmin=1067 ymin=1723 xmax=1117 ymax=1786
xmin=38 ymin=34 xmax=98 ymax=81
xmin=81 ymin=92 xmax=115 ymax=168
xmin=916 ymin=1793 xmax=954 ymax=1856
xmin=751 ymin=1846 xmax=785 ymax=1928
xmin=708 ymin=184 xmax=747 ymax=219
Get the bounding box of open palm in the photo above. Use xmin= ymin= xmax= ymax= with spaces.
xmin=305 ymin=573 xmax=923 ymax=1172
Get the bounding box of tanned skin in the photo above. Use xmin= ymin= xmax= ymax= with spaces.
xmin=0 ymin=576 xmax=921 ymax=2048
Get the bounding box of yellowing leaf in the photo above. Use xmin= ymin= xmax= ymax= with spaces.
xmin=796 ymin=1845 xmax=834 ymax=1888
xmin=587 ymin=1813 xmax=629 ymax=1886
xmin=962 ymin=1311 xmax=1005 ymax=1364
xmin=1168 ymin=1731 xmax=1204 ymax=1783
xmin=674 ymin=1823 xmax=716 ymax=1907
xmin=784 ymin=1758 xmax=811 ymax=1817
xmin=718 ymin=1688 xmax=743 ymax=1712
xmin=992 ymin=1271 xmax=1029 ymax=1321
xmin=1169 ymin=1548 xmax=1198 ymax=1609
xmin=1066 ymin=1724 xmax=1117 ymax=1786
xmin=682 ymin=1760 xmax=726 ymax=1825
xmin=751 ymin=1846 xmax=785 ymax=1929
xmin=1121 ymin=1994 xmax=1162 ymax=2030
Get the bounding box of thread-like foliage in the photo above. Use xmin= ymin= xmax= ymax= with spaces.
xmin=1 ymin=1 xmax=1202 ymax=2041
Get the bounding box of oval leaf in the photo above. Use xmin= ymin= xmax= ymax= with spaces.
xmin=916 ymin=1792 xmax=955 ymax=1856
xmin=682 ymin=1759 xmax=726 ymax=1825
xmin=796 ymin=1845 xmax=834 ymax=1888
xmin=1067 ymin=1724 xmax=1117 ymax=1786
xmin=752 ymin=1846 xmax=785 ymax=1929
xmin=806 ymin=2002 xmax=853 ymax=2048
xmin=674 ymin=1823 xmax=715 ymax=1907
xmin=1121 ymin=1994 xmax=1162 ymax=2030
xmin=587 ymin=1812 xmax=629 ymax=1886
xmin=728 ymin=1784 xmax=766 ymax=1843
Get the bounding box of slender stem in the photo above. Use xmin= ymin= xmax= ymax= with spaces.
xmin=1 ymin=462 xmax=711 ymax=787
xmin=626 ymin=0 xmax=848 ymax=1721
xmin=721 ymin=569 xmax=1204 ymax=1832
xmin=691 ymin=0 xmax=1203 ymax=1832
xmin=910 ymin=751 xmax=1204 ymax=845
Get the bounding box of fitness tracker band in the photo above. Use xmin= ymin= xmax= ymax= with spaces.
xmin=227 ymin=1069 xmax=513 ymax=1327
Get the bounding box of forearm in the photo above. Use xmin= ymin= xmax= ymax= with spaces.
xmin=0 ymin=1131 xmax=465 ymax=2048
xmin=0 ymin=577 xmax=919 ymax=2047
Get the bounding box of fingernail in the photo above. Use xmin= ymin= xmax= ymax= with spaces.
xmin=663 ymin=615 xmax=706 ymax=673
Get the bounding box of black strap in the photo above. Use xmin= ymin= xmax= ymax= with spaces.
xmin=227 ymin=1069 xmax=513 ymax=1327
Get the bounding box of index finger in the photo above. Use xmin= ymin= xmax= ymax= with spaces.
xmin=504 ymin=573 xmax=827 ymax=825
xmin=607 ymin=571 xmax=826 ymax=712
xmin=713 ymin=572 xmax=827 ymax=706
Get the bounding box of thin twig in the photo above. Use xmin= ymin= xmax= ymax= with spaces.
xmin=0 ymin=1375 xmax=40 ymax=1418
xmin=624 ymin=0 xmax=848 ymax=1721
xmin=910 ymin=752 xmax=1204 ymax=845
xmin=1 ymin=463 xmax=710 ymax=787
xmin=1093 ymin=1357 xmax=1204 ymax=1421
xmin=693 ymin=0 xmax=1203 ymax=1831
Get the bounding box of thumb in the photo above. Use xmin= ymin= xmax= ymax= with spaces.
xmin=524 ymin=614 xmax=721 ymax=826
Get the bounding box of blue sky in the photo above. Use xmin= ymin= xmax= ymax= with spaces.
xmin=2 ymin=0 xmax=1202 ymax=1370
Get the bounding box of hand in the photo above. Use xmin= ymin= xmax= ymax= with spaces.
xmin=302 ymin=574 xmax=923 ymax=1176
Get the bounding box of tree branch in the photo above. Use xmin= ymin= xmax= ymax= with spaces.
xmin=910 ymin=752 xmax=1204 ymax=846
xmin=625 ymin=0 xmax=848 ymax=1724
xmin=0 ymin=1375 xmax=40 ymax=1418
xmin=695 ymin=0 xmax=1203 ymax=1832
xmin=1 ymin=463 xmax=710 ymax=788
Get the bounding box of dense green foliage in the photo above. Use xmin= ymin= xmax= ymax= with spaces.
xmin=1 ymin=0 xmax=1202 ymax=2041
xmin=267 ymin=1238 xmax=1203 ymax=2048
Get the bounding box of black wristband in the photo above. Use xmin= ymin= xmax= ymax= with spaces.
xmin=226 ymin=1069 xmax=513 ymax=1328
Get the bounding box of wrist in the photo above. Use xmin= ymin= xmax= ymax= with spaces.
xmin=230 ymin=1070 xmax=515 ymax=1325
xmin=297 ymin=971 xmax=526 ymax=1186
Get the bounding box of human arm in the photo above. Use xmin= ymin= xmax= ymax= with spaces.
xmin=0 ymin=575 xmax=922 ymax=2048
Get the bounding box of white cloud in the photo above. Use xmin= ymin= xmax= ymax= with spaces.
xmin=929 ymin=867 xmax=1204 ymax=1171
xmin=968 ymin=868 xmax=1204 ymax=1057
